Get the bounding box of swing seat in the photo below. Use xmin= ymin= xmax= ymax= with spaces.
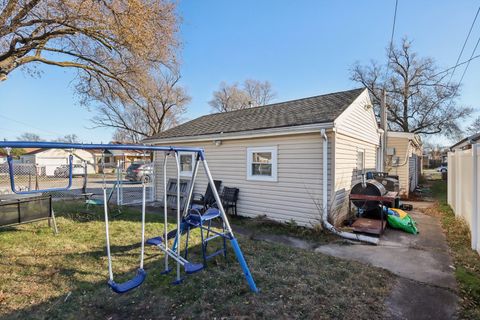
xmin=187 ymin=208 xmax=221 ymax=225
xmin=146 ymin=236 xmax=163 ymax=246
xmin=85 ymin=198 xmax=104 ymax=205
xmin=184 ymin=262 xmax=204 ymax=274
xmin=108 ymin=268 xmax=147 ymax=294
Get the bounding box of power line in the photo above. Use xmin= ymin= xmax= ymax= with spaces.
xmin=0 ymin=115 xmax=62 ymax=137
xmin=449 ymin=6 xmax=480 ymax=83
xmin=384 ymin=0 xmax=399 ymax=79
xmin=458 ymin=35 xmax=480 ymax=86
xmin=430 ymin=53 xmax=480 ymax=79
xmin=388 ymin=0 xmax=399 ymax=54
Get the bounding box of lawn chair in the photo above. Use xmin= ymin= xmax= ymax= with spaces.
xmin=191 ymin=180 xmax=222 ymax=212
xmin=221 ymin=187 xmax=239 ymax=216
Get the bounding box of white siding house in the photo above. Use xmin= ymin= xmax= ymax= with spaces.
xmin=145 ymin=88 xmax=380 ymax=227
xmin=385 ymin=132 xmax=423 ymax=197
xmin=20 ymin=149 xmax=96 ymax=176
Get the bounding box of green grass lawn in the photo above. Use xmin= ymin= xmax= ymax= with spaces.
xmin=426 ymin=180 xmax=480 ymax=319
xmin=0 ymin=201 xmax=394 ymax=319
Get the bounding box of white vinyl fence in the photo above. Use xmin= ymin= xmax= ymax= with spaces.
xmin=448 ymin=144 xmax=480 ymax=254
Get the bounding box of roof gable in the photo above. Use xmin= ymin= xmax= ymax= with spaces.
xmin=145 ymin=88 xmax=365 ymax=141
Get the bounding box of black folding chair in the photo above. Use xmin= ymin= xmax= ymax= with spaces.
xmin=221 ymin=187 xmax=239 ymax=216
xmin=191 ymin=180 xmax=222 ymax=211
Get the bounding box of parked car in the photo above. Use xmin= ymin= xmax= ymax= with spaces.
xmin=436 ymin=163 xmax=448 ymax=173
xmin=54 ymin=164 xmax=85 ymax=177
xmin=126 ymin=162 xmax=153 ymax=182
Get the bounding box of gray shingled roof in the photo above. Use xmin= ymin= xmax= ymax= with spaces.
xmin=145 ymin=88 xmax=365 ymax=141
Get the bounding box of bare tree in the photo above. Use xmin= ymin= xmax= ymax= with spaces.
xmin=209 ymin=82 xmax=250 ymax=113
xmin=54 ymin=134 xmax=80 ymax=143
xmin=209 ymin=79 xmax=276 ymax=112
xmin=243 ymin=79 xmax=276 ymax=107
xmin=466 ymin=116 xmax=480 ymax=136
xmin=0 ymin=0 xmax=179 ymax=97
xmin=351 ymin=37 xmax=472 ymax=137
xmin=87 ymin=66 xmax=190 ymax=143
xmin=17 ymin=132 xmax=43 ymax=141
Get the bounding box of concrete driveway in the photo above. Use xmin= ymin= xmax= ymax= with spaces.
xmin=316 ymin=204 xmax=458 ymax=319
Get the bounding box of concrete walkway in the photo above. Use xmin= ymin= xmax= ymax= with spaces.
xmin=315 ymin=206 xmax=458 ymax=320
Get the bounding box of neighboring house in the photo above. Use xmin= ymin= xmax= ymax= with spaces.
xmin=385 ymin=132 xmax=423 ymax=198
xmin=144 ymin=88 xmax=380 ymax=227
xmin=448 ymin=133 xmax=480 ymax=254
xmin=422 ymin=145 xmax=448 ymax=169
xmin=450 ymin=132 xmax=480 ymax=151
xmin=20 ymin=149 xmax=96 ymax=176
xmin=108 ymin=148 xmax=151 ymax=170
xmin=0 ymin=150 xmax=6 ymax=164
xmin=78 ymin=148 xmax=151 ymax=173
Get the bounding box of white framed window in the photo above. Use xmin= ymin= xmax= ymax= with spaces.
xmin=247 ymin=146 xmax=278 ymax=181
xmin=179 ymin=152 xmax=195 ymax=176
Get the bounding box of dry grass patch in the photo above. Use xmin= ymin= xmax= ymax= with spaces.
xmin=0 ymin=201 xmax=394 ymax=319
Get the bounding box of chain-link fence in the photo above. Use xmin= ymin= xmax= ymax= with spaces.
xmin=0 ymin=156 xmax=155 ymax=207
xmin=115 ymin=161 xmax=155 ymax=205
xmin=0 ymin=161 xmax=86 ymax=197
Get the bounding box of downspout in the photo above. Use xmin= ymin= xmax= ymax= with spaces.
xmin=391 ymin=140 xmax=412 ymax=167
xmin=320 ymin=129 xmax=379 ymax=245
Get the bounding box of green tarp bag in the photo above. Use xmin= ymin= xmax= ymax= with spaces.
xmin=387 ymin=213 xmax=418 ymax=234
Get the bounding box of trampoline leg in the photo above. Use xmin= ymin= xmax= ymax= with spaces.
xmin=230 ymin=238 xmax=258 ymax=293
xmin=51 ymin=209 xmax=59 ymax=235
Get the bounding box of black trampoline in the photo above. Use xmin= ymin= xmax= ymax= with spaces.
xmin=0 ymin=194 xmax=57 ymax=233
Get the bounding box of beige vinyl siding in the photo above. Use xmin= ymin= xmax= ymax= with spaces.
xmin=331 ymin=89 xmax=379 ymax=225
xmin=153 ymin=132 xmax=332 ymax=227
xmin=334 ymin=89 xmax=379 ymax=146
xmin=332 ymin=133 xmax=378 ymax=224
xmin=386 ymin=136 xmax=410 ymax=196
xmin=386 ymin=135 xmax=423 ymax=197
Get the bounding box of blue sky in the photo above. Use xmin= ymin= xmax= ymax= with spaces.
xmin=0 ymin=0 xmax=478 ymax=145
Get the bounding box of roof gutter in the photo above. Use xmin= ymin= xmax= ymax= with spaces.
xmin=144 ymin=122 xmax=335 ymax=145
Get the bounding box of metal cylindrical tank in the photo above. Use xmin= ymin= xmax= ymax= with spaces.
xmin=351 ymin=179 xmax=387 ymax=209
xmin=374 ymin=176 xmax=399 ymax=193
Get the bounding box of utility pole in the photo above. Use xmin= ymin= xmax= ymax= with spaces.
xmin=380 ymin=89 xmax=388 ymax=172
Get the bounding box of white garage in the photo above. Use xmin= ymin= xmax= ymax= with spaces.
xmin=20 ymin=149 xmax=96 ymax=176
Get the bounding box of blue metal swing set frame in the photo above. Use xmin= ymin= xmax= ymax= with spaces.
xmin=0 ymin=141 xmax=259 ymax=294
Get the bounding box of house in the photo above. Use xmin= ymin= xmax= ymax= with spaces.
xmin=422 ymin=145 xmax=448 ymax=169
xmin=0 ymin=150 xmax=6 ymax=164
xmin=20 ymin=148 xmax=96 ymax=176
xmin=448 ymin=133 xmax=480 ymax=254
xmin=385 ymin=132 xmax=423 ymax=197
xmin=63 ymin=147 xmax=151 ymax=174
xmin=107 ymin=144 xmax=151 ymax=170
xmin=450 ymin=132 xmax=480 ymax=151
xmin=144 ymin=88 xmax=381 ymax=227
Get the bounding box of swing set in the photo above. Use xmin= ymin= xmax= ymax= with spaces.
xmin=0 ymin=141 xmax=258 ymax=294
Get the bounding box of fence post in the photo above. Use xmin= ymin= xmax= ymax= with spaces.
xmin=116 ymin=160 xmax=121 ymax=206
xmin=455 ymin=151 xmax=460 ymax=216
xmin=150 ymin=152 xmax=156 ymax=202
xmin=472 ymin=144 xmax=478 ymax=251
xmin=82 ymin=160 xmax=87 ymax=194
